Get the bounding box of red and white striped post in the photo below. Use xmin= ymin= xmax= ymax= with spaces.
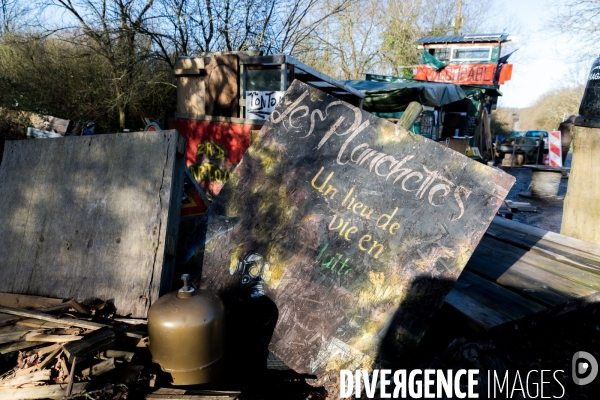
xmin=547 ymin=130 xmax=562 ymax=167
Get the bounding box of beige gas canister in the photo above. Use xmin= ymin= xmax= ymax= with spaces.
xmin=148 ymin=274 xmax=225 ymax=385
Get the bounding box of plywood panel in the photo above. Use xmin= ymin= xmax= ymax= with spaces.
xmin=177 ymin=76 xmax=205 ymax=115
xmin=198 ymin=81 xmax=514 ymax=377
xmin=0 ymin=131 xmax=185 ymax=318
xmin=204 ymin=54 xmax=239 ymax=118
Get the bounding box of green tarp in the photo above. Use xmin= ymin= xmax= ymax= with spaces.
xmin=344 ymin=79 xmax=467 ymax=114
xmin=420 ymin=50 xmax=447 ymax=70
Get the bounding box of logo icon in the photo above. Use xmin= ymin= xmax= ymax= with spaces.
xmin=572 ymin=351 xmax=598 ymax=385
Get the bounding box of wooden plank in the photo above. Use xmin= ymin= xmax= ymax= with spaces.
xmin=0 ymin=293 xmax=63 ymax=310
xmin=67 ymin=299 xmax=90 ymax=314
xmin=105 ymin=349 xmax=134 ymax=362
xmin=25 ymin=333 xmax=82 ymax=343
xmin=0 ymin=330 xmax=35 ymax=344
xmin=0 ymin=382 xmax=88 ymax=399
xmin=16 ymin=318 xmax=72 ymax=329
xmin=504 ymin=200 xmax=536 ymax=212
xmin=112 ymin=318 xmax=147 ymax=325
xmin=0 ymin=313 xmax=19 ymax=327
xmin=82 ymin=357 xmax=115 ymax=376
xmin=485 ymin=223 xmax=600 ymax=273
xmin=36 ymin=303 xmax=72 ymax=313
xmin=36 ymin=346 xmax=62 ymax=370
xmin=453 ymin=270 xmax=547 ymax=321
xmin=62 ymin=326 xmax=115 ymax=362
xmin=147 ymin=388 xmax=239 ymax=400
xmin=444 ymin=290 xmax=512 ymax=331
xmin=199 ymin=80 xmax=515 ymax=378
xmin=65 ymin=357 xmax=77 ymax=396
xmin=477 ymin=236 xmax=600 ymax=291
xmin=150 ymin=388 xmax=240 ymax=397
xmin=0 ymin=370 xmax=51 ymax=388
xmin=0 ymin=131 xmax=184 ymax=318
xmin=466 ymin=250 xmax=596 ymax=308
xmin=397 ymin=102 xmax=423 ymax=130
xmin=0 ymin=324 xmax=31 ymax=335
xmin=0 ymin=341 xmax=45 ymax=354
xmin=37 ymin=343 xmax=60 ymax=357
xmin=0 ymin=306 xmax=108 ymax=330
xmin=491 ymin=216 xmax=600 ymax=261
xmin=37 ymin=344 xmax=61 ymax=358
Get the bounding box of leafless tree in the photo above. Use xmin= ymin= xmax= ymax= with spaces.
xmin=44 ymin=0 xmax=158 ymax=129
xmin=144 ymin=0 xmax=349 ymax=69
xmin=548 ymin=0 xmax=600 ymax=48
xmin=0 ymin=0 xmax=33 ymax=36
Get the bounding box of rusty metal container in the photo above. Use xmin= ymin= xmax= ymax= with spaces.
xmin=576 ymin=56 xmax=600 ymax=128
xmin=148 ymin=274 xmax=225 ymax=385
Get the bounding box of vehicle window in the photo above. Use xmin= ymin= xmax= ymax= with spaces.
xmin=526 ymin=131 xmax=547 ymax=137
xmin=451 ymin=47 xmax=492 ymax=62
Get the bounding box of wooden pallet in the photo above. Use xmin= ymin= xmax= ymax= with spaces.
xmin=446 ymin=216 xmax=600 ymax=331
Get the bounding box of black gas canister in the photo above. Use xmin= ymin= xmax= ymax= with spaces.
xmin=576 ymin=56 xmax=600 ymax=128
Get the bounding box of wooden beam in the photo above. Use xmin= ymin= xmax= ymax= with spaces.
xmin=36 ymin=347 xmax=62 ymax=371
xmin=62 ymin=327 xmax=115 ymax=362
xmin=562 ymin=127 xmax=600 ymax=244
xmin=397 ymin=102 xmax=423 ymax=131
xmin=0 ymin=341 xmax=45 ymax=354
xmin=0 ymin=306 xmax=109 ymax=330
xmin=0 ymin=382 xmax=88 ymax=399
xmin=67 ymin=299 xmax=90 ymax=315
xmin=0 ymin=370 xmax=51 ymax=388
xmin=0 ymin=329 xmax=35 ymax=344
xmin=0 ymin=313 xmax=19 ymax=327
xmin=25 ymin=333 xmax=82 ymax=343
xmin=82 ymin=357 xmax=115 ymax=376
xmin=16 ymin=318 xmax=70 ymax=329
xmin=65 ymin=357 xmax=77 ymax=397
xmin=105 ymin=349 xmax=134 ymax=362
xmin=0 ymin=293 xmax=63 ymax=310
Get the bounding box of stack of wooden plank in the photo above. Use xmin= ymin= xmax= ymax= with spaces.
xmin=0 ymin=294 xmax=140 ymax=399
xmin=446 ymin=217 xmax=600 ymax=331
xmin=0 ymin=293 xmax=241 ymax=400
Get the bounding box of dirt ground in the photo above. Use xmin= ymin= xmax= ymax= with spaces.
xmin=500 ymin=163 xmax=569 ymax=233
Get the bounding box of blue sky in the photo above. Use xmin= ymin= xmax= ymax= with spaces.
xmin=497 ymin=0 xmax=594 ymax=108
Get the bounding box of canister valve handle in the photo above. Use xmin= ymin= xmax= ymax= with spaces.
xmin=178 ymin=274 xmax=195 ymax=297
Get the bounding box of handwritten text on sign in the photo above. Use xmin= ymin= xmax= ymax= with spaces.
xmin=271 ymin=90 xmax=472 ymax=221
xmin=200 ymin=81 xmax=515 ymax=380
xmin=246 ymin=91 xmax=284 ymax=120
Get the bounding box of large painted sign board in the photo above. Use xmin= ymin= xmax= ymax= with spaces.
xmin=198 ymin=81 xmax=514 ymax=378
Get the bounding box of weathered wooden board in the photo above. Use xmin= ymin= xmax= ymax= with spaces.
xmin=199 ymin=81 xmax=514 ymax=376
xmin=0 ymin=131 xmax=185 ymax=318
xmin=0 ymin=293 xmax=63 ymax=310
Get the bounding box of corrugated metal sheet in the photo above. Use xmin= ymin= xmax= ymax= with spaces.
xmin=417 ymin=33 xmax=509 ymax=44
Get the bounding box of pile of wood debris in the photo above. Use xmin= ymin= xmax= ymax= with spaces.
xmin=0 ymin=293 xmax=240 ymax=400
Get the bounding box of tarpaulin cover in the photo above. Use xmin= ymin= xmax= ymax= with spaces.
xmin=344 ymin=79 xmax=467 ymax=113
xmin=420 ymin=50 xmax=447 ymax=70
